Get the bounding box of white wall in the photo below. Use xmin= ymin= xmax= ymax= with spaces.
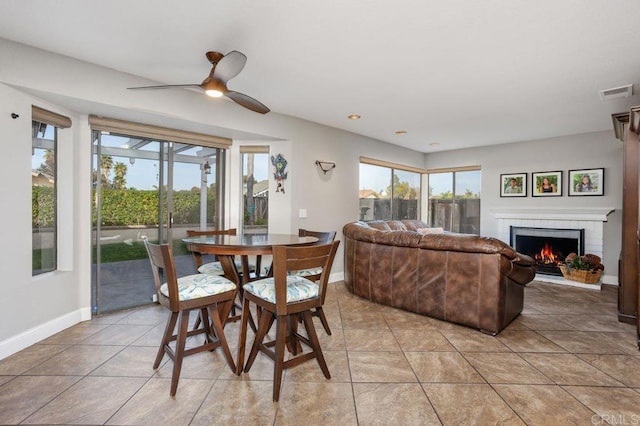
xmin=0 ymin=84 xmax=92 ymax=360
xmin=0 ymin=38 xmax=426 ymax=357
xmin=425 ymin=131 xmax=623 ymax=278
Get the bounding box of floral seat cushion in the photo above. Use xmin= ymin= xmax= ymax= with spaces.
xmin=160 ymin=274 xmax=236 ymax=301
xmin=198 ymin=260 xmax=255 ymax=275
xmin=244 ymin=276 xmax=319 ymax=304
xmin=287 ymin=266 xmax=323 ymax=277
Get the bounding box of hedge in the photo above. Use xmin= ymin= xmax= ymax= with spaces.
xmin=32 ymin=186 xmax=55 ymax=228
xmin=33 ymin=186 xmax=216 ymax=227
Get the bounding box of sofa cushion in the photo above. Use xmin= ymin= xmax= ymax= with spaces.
xmin=417 ymin=227 xmax=444 ymax=235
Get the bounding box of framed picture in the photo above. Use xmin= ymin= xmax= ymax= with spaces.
xmin=500 ymin=173 xmax=527 ymax=197
xmin=532 ymin=171 xmax=562 ymax=197
xmin=568 ymin=168 xmax=604 ymax=196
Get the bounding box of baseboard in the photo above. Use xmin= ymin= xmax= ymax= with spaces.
xmin=0 ymin=307 xmax=91 ymax=361
xmin=329 ymin=271 xmax=344 ymax=283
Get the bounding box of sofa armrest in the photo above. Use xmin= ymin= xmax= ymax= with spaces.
xmin=502 ymin=252 xmax=536 ymax=285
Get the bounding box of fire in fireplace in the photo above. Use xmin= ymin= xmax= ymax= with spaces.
xmin=510 ymin=227 xmax=585 ymax=276
xmin=536 ymin=242 xmax=559 ymax=265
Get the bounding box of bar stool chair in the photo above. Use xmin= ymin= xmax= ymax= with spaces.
xmin=264 ymin=229 xmax=337 ymax=334
xmin=238 ymin=240 xmax=340 ymax=401
xmin=143 ymin=238 xmax=237 ymax=397
xmin=289 ymin=229 xmax=337 ymax=334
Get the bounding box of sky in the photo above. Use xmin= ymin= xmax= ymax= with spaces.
xmin=359 ymin=163 xmax=481 ymax=197
xmin=33 ymin=129 xmax=478 ymax=195
xmin=33 ymin=129 xmax=272 ymax=191
xmin=92 ymin=134 xmax=270 ymax=191
xmin=113 ymin=154 xmax=270 ymax=191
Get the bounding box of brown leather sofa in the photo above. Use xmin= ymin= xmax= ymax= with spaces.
xmin=343 ymin=220 xmax=536 ymax=335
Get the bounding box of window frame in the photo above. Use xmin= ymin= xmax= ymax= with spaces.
xmin=425 ymin=166 xmax=481 ymax=234
xmin=31 ymin=106 xmax=71 ymax=275
xmin=359 ymin=157 xmax=422 ymax=222
xmin=240 ymin=146 xmax=270 ymax=233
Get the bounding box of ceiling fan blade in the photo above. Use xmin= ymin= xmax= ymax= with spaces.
xmin=213 ymin=51 xmax=247 ymax=82
xmin=226 ymin=90 xmax=270 ymax=114
xmin=127 ymin=84 xmax=202 ymax=90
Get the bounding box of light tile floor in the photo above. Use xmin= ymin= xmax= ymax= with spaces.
xmin=0 ymin=281 xmax=639 ymax=425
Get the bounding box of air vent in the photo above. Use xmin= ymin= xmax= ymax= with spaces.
xmin=599 ymin=84 xmax=633 ymax=101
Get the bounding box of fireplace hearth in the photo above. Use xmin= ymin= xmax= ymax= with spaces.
xmin=510 ymin=226 xmax=585 ymax=276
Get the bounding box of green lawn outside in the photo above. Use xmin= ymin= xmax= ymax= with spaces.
xmin=32 ymin=239 xmax=190 ymax=269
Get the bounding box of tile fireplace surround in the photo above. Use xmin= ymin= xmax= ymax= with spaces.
xmin=492 ymin=207 xmax=615 ymax=289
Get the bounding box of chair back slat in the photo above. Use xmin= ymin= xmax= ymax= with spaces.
xmin=271 ymin=241 xmax=340 ymax=313
xmin=298 ymin=229 xmax=336 ymax=244
xmin=143 ymin=238 xmax=180 ymax=311
xmin=287 ymin=254 xmax=328 ymax=271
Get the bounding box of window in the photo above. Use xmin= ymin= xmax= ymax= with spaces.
xmin=241 ymin=147 xmax=269 ymax=234
xmin=427 ymin=168 xmax=481 ymax=234
xmin=31 ymin=107 xmax=71 ymax=275
xmin=359 ymin=158 xmax=421 ymax=221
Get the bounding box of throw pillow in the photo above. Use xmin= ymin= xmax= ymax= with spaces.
xmin=416 ymin=227 xmax=444 ymax=235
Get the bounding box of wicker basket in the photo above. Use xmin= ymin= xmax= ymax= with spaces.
xmin=559 ymin=266 xmax=602 ymax=284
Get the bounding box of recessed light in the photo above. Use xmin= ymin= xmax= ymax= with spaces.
xmin=429 ymin=142 xmax=440 ymax=147
xmin=347 ymin=114 xmax=361 ymax=120
xmin=395 ymin=131 xmax=407 ymax=135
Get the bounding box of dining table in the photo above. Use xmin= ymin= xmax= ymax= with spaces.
xmin=182 ymin=232 xmax=319 ymax=284
xmin=182 ymin=232 xmax=320 ymax=374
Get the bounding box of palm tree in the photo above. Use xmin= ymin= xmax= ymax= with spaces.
xmin=113 ymin=162 xmax=127 ymax=189
xmin=38 ymin=150 xmax=55 ymax=176
xmin=101 ymin=155 xmax=113 ymax=184
xmin=245 ymin=154 xmax=255 ymax=225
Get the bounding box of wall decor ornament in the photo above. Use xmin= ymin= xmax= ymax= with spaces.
xmin=271 ymin=153 xmax=288 ymax=194
xmin=315 ymin=160 xmax=336 ymax=174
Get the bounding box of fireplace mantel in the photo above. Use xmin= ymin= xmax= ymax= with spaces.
xmin=491 ymin=207 xmax=615 ymax=222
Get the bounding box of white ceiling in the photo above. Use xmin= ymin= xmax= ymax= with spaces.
xmin=1 ymin=0 xmax=639 ymax=153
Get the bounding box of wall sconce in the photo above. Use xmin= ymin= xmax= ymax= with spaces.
xmin=203 ymin=161 xmax=211 ymax=175
xmin=315 ymin=160 xmax=336 ymax=174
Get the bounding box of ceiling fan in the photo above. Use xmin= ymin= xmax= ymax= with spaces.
xmin=127 ymin=50 xmax=270 ymax=114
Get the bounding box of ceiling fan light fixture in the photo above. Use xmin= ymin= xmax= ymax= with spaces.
xmin=205 ymin=89 xmax=224 ymax=98
xmin=203 ymin=79 xmax=226 ymax=98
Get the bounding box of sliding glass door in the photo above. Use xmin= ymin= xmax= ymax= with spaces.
xmin=91 ymin=131 xmax=223 ymax=314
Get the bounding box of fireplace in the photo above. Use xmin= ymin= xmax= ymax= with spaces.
xmin=493 ymin=207 xmax=613 ymax=287
xmin=510 ymin=226 xmax=585 ymax=276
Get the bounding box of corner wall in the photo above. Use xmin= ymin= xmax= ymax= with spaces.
xmin=425 ymin=131 xmax=623 ymax=280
